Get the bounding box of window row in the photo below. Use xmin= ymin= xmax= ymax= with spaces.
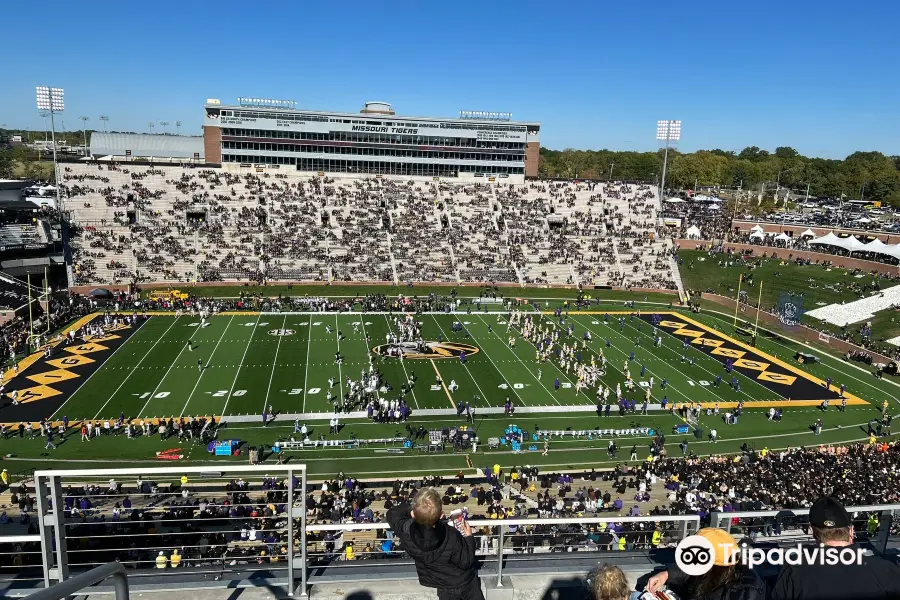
xmin=220 ymin=142 xmax=523 ymax=162
xmin=220 ymin=128 xmax=525 ymax=150
xmin=220 ymin=155 xmax=525 ymax=176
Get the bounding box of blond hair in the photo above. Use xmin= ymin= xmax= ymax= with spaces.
xmin=411 ymin=487 xmax=442 ymax=527
xmin=591 ymin=564 xmax=630 ymax=600
xmin=812 ymin=525 xmax=852 ymax=544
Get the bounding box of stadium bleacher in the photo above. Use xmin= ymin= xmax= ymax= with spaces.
xmin=62 ymin=164 xmax=679 ymax=290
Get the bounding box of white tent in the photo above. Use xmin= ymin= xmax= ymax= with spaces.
xmin=863 ymin=238 xmax=889 ymax=253
xmin=799 ymin=228 xmax=816 ymax=238
xmin=706 ymin=204 xmax=721 ymax=211
xmin=808 ymin=232 xmax=842 ymax=248
xmin=773 ymin=233 xmax=793 ymax=245
xmin=665 ymin=198 xmax=686 ymax=204
xmin=861 ymin=238 xmax=900 ymax=260
xmin=750 ymin=224 xmax=764 ymax=233
xmin=855 ymin=217 xmax=873 ymax=224
xmin=749 ymin=230 xmax=765 ymax=240
xmin=685 ymin=225 xmax=702 ymax=239
xmin=831 ymin=235 xmax=866 ymax=253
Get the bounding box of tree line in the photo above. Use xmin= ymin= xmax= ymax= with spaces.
xmin=539 ymin=146 xmax=900 ymax=205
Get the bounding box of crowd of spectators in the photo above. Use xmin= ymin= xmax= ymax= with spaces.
xmin=62 ymin=164 xmax=679 ymax=291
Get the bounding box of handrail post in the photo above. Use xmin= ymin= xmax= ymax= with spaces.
xmin=112 ymin=568 xmax=130 ymax=600
xmin=35 ymin=473 xmax=54 ymax=588
xmin=287 ymin=466 xmax=295 ymax=596
xmin=299 ymin=466 xmax=308 ymax=597
xmin=875 ymin=510 xmax=893 ymax=556
xmin=49 ymin=475 xmax=69 ymax=583
xmin=496 ymin=525 xmax=504 ymax=588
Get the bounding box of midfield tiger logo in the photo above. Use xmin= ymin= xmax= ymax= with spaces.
xmin=372 ymin=341 xmax=480 ymax=360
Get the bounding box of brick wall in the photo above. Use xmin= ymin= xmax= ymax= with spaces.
xmin=525 ymin=142 xmax=540 ymax=178
xmin=675 ymin=239 xmax=900 ymax=276
xmin=203 ymin=126 xmax=222 ymax=164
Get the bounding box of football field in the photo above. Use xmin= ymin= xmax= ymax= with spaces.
xmin=3 ymin=308 xmax=865 ymax=425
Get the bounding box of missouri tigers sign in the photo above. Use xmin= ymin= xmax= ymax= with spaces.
xmin=373 ymin=341 xmax=480 ymax=360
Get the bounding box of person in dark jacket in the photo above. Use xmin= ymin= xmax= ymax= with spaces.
xmin=386 ymin=487 xmax=482 ymax=600
xmin=771 ymin=496 xmax=900 ymax=600
xmin=645 ymin=528 xmax=766 ymax=600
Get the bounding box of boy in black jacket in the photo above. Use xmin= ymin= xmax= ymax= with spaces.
xmin=386 ymin=487 xmax=483 ymax=600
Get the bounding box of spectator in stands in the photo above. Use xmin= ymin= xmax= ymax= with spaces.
xmin=387 ymin=487 xmax=482 ymax=600
xmin=644 ymin=528 xmax=765 ymax=600
xmin=771 ymin=496 xmax=900 ymax=600
xmin=591 ymin=564 xmax=632 ymax=600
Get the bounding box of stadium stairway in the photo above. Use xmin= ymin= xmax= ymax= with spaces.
xmin=386 ymin=232 xmax=399 ymax=285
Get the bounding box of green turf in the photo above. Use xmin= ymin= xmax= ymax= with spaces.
xmin=3 ymin=299 xmax=898 ymax=481
xmin=678 ymin=248 xmax=897 ymax=313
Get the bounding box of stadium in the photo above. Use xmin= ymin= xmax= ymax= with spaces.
xmin=0 ymin=92 xmax=899 ymax=600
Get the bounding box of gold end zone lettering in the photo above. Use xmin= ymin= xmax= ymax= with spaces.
xmin=87 ymin=334 xmax=121 ymax=343
xmin=733 ymin=358 xmax=770 ymax=371
xmin=64 ymin=343 xmax=109 ymax=356
xmin=659 ymin=321 xmax=688 ymax=329
xmin=691 ymin=338 xmax=724 ymax=348
xmin=27 ymin=369 xmax=80 ymax=385
xmin=673 ymin=328 xmax=705 ymax=338
xmin=758 ymin=372 xmax=797 ymax=385
xmin=15 ymin=385 xmax=62 ymax=404
xmin=47 ymin=355 xmax=95 ymax=369
xmin=711 ymin=347 xmax=746 ymax=359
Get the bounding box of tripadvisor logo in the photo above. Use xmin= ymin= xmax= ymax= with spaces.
xmin=675 ymin=535 xmax=865 ymax=575
xmin=372 ymin=341 xmax=479 ymax=360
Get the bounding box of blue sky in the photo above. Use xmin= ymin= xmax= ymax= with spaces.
xmin=2 ymin=0 xmax=897 ymax=159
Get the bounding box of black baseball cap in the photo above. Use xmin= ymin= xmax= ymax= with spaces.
xmin=809 ymin=496 xmax=851 ymax=529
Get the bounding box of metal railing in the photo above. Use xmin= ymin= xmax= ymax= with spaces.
xmin=28 ymin=562 xmax=128 ymax=600
xmin=33 ymin=464 xmax=306 ymax=596
xmin=15 ymin=465 xmax=900 ymax=598
xmin=710 ymin=504 xmax=900 ymax=555
xmin=303 ymin=514 xmax=701 ymax=588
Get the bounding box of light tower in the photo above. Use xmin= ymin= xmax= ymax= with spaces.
xmin=148 ymin=122 xmax=155 ymax=134
xmin=656 ymin=120 xmax=682 ymax=200
xmin=160 ymin=121 xmax=169 ymax=135
xmin=175 ymin=120 xmax=182 ymax=135
xmin=99 ymin=115 xmax=109 ymax=131
xmin=78 ymin=115 xmax=89 ymax=156
xmin=35 ymin=86 xmax=64 ymax=212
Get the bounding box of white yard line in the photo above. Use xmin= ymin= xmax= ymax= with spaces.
xmin=91 ymin=317 xmax=181 ymax=420
xmin=335 ymin=314 xmax=344 ymax=406
xmin=179 ymin=315 xmax=235 ymax=417
xmin=137 ymin=318 xmax=205 ymax=417
xmin=430 ymin=315 xmax=492 ymax=405
xmin=471 ymin=313 xmax=562 ymax=406
xmin=359 ymin=314 xmax=380 ymax=403
xmin=262 ymin=314 xmax=288 ymax=414
xmin=382 ymin=314 xmax=421 ymax=409
xmin=584 ymin=316 xmax=744 ymax=405
xmin=221 ymin=313 xmax=262 ymax=416
xmin=574 ymin=317 xmax=697 ymax=406
xmin=301 ymin=314 xmax=313 ymax=413
xmin=51 ymin=317 xmax=150 ymax=420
